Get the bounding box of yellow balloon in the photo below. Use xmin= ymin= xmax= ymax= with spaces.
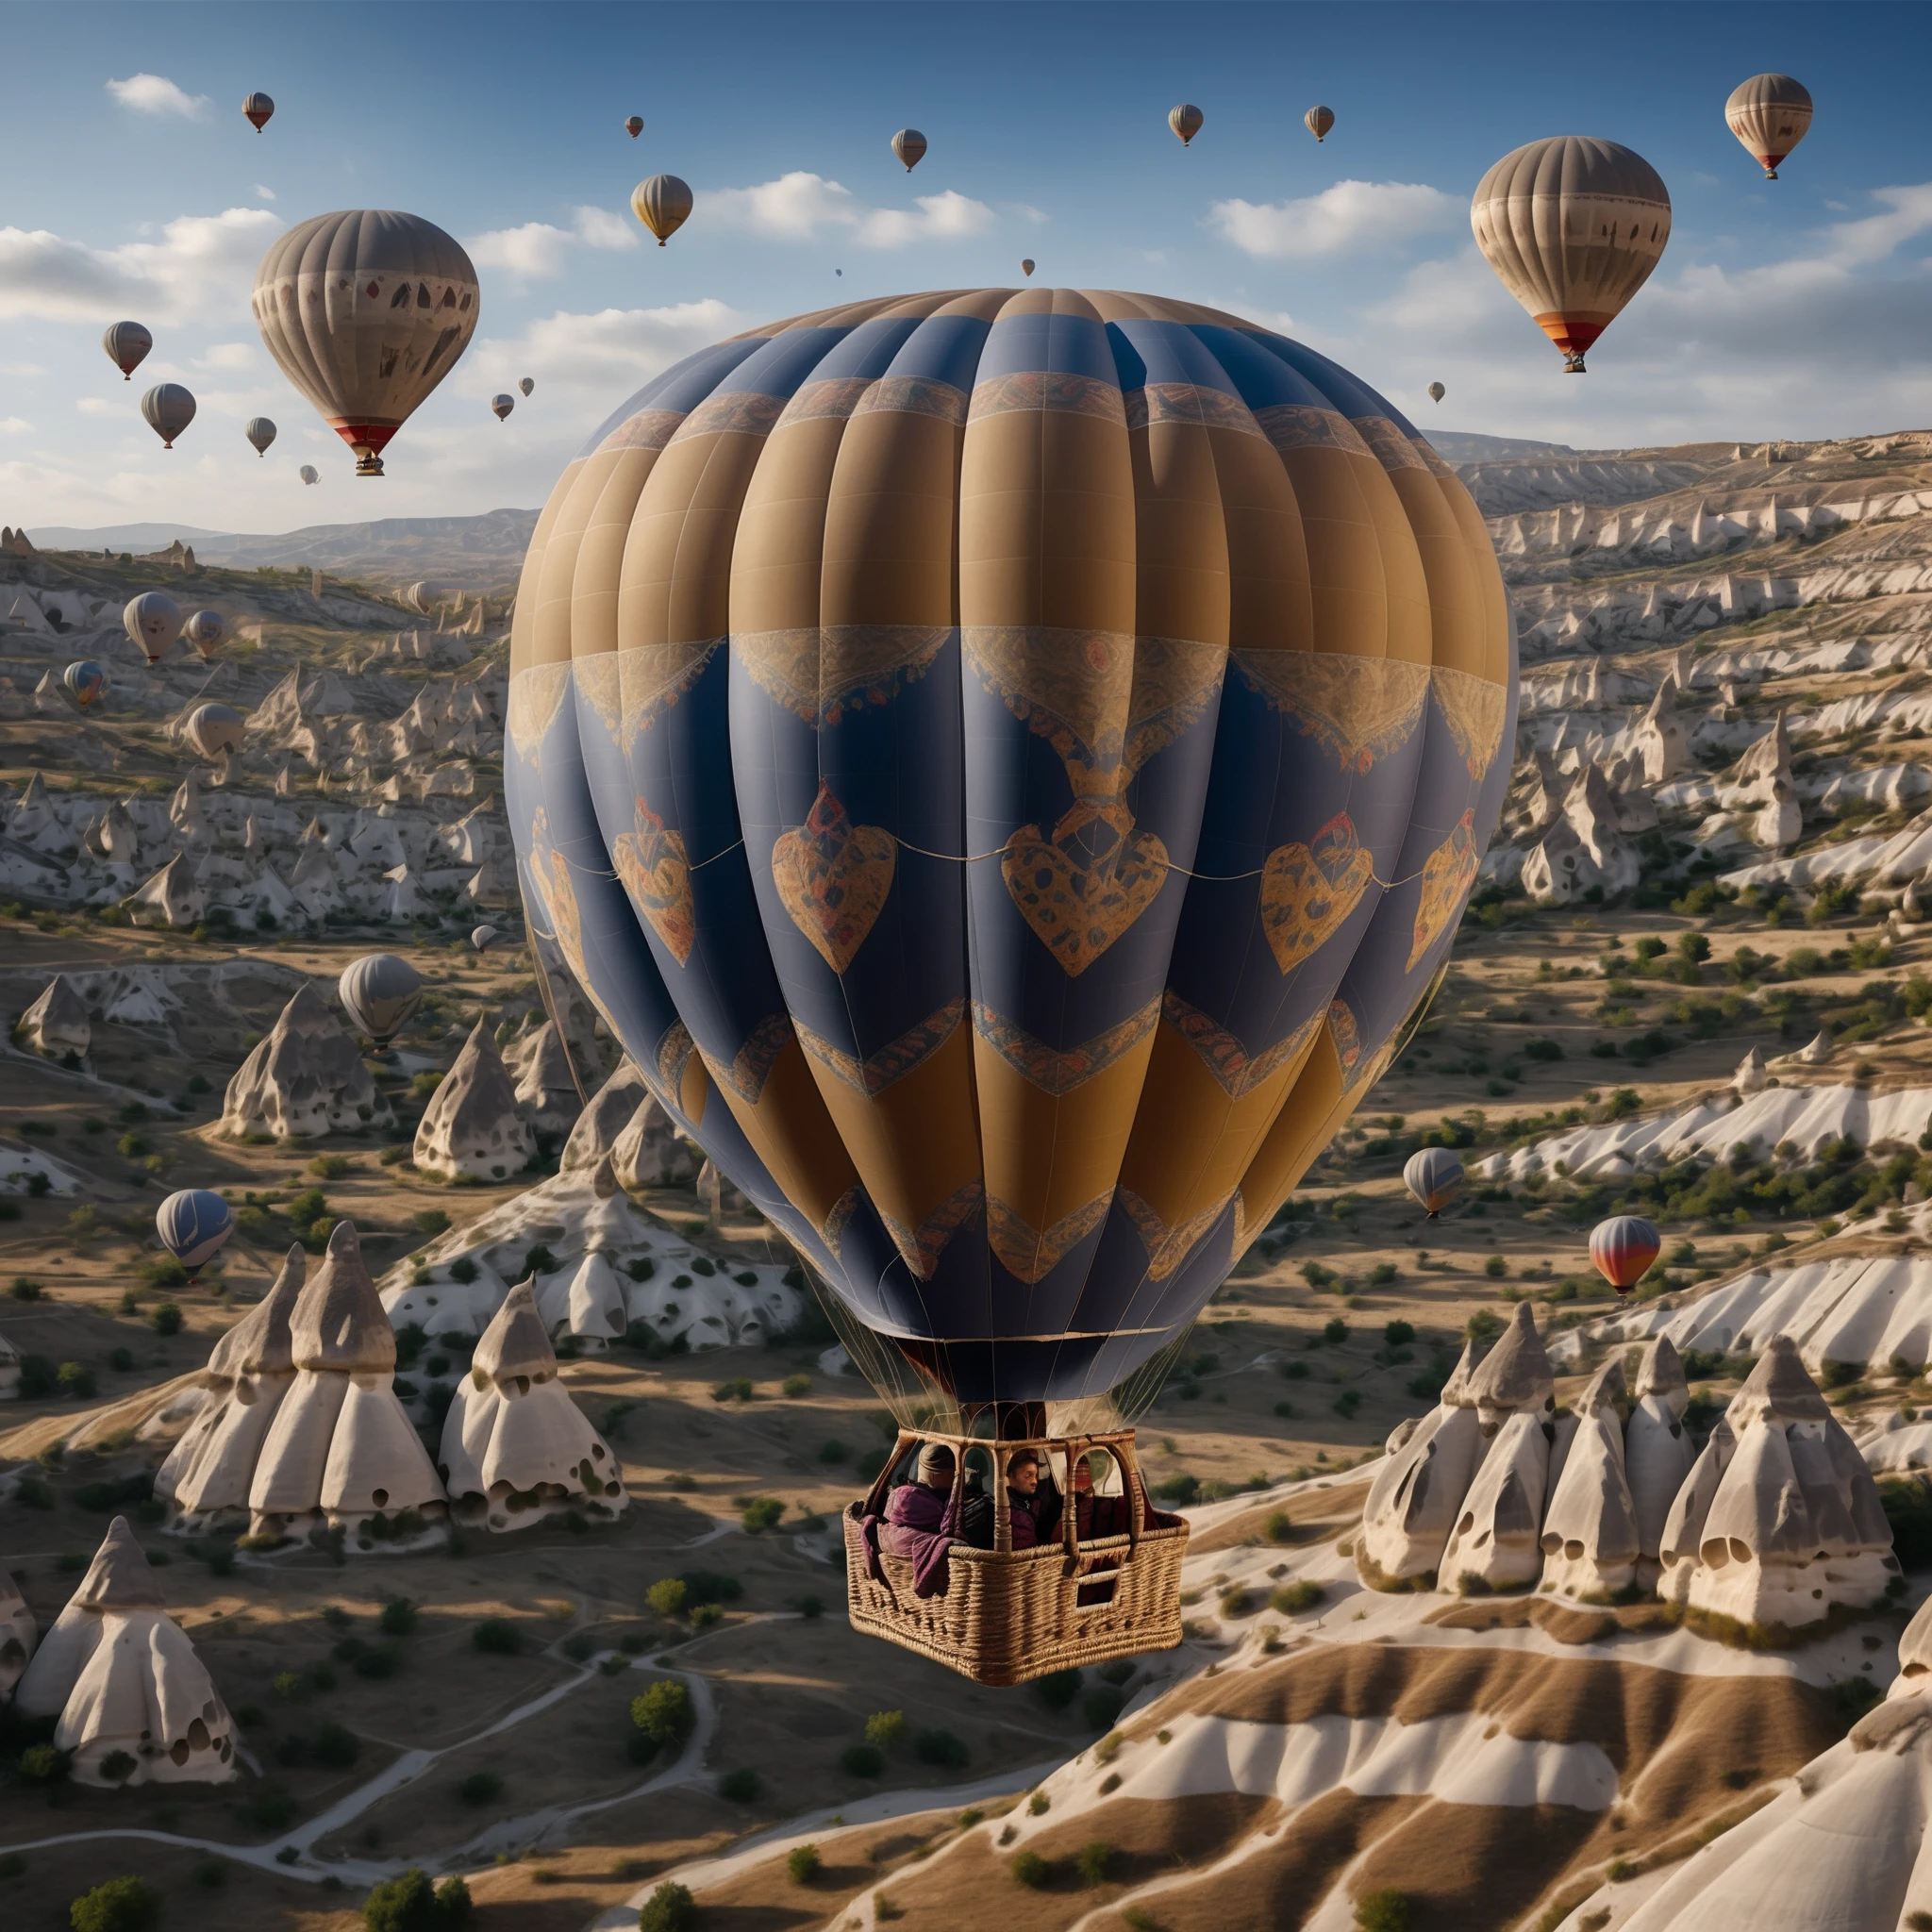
xmin=632 ymin=175 xmax=693 ymax=247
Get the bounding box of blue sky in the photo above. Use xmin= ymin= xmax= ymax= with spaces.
xmin=5 ymin=1 xmax=1931 ymax=532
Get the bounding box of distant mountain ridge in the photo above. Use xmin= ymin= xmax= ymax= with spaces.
xmin=1427 ymin=431 xmax=1583 ymax=462
xmin=27 ymin=509 xmax=540 ymax=587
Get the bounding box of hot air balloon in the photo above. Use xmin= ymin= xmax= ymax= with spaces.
xmin=491 ymin=394 xmax=515 ymax=422
xmin=631 ymin=175 xmax=692 ymax=246
xmin=102 ymin=321 xmax=152 ymax=383
xmin=123 ymin=591 xmax=179 ymax=664
xmin=142 ymin=382 xmax=196 ymax=449
xmin=182 ymin=609 xmax=226 ymax=658
xmin=1169 ymin=103 xmax=1204 ymax=146
xmin=1725 ymin=73 xmax=1813 ymax=180
xmin=1426 ymin=381 xmax=1445 ymax=404
xmin=299 ymin=464 xmax=319 ymax=485
xmin=1590 ymin=1215 xmax=1660 ymax=1296
xmin=520 ymin=376 xmax=534 ymax=397
xmin=470 ymin=924 xmax=498 ymax=954
xmin=252 ymin=209 xmax=480 ymax=475
xmin=244 ymin=416 xmax=277 ymax=457
xmin=506 ymin=286 xmax=1515 ymax=1683
xmin=1305 ymin=105 xmax=1335 ymax=142
xmin=63 ymin=661 xmax=108 ymax=712
xmin=242 ymin=92 xmax=274 ymax=132
xmin=339 ymin=953 xmax=424 ymax=1050
xmin=185 ymin=702 xmax=246 ymax=759
xmin=156 ymin=1190 xmax=233 ymax=1276
xmin=1021 ymin=258 xmax=1035 ymax=277
xmin=625 ymin=114 xmax=643 ymax=139
xmin=891 ymin=128 xmax=927 ymax=172
xmin=1403 ymin=1147 xmax=1465 ymax=1218
xmin=1472 ymin=137 xmax=1671 ymax=374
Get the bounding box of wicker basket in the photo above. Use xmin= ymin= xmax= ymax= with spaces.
xmin=842 ymin=1426 xmax=1188 ymax=1688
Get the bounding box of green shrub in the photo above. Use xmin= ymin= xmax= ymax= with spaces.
xmin=57 ymin=1360 xmax=95 ymax=1399
xmin=434 ymin=1878 xmax=472 ymax=1929
xmin=639 ymin=1882 xmax=697 ymax=1932
xmin=472 ymin=1619 xmax=520 ymax=1655
xmin=1383 ymin=1320 xmax=1415 ymax=1346
xmin=781 ymin=1374 xmax=810 ymax=1397
xmin=841 ymin=1742 xmax=884 ymax=1776
xmin=631 ymin=1679 xmax=696 ymax=1751
xmin=98 ymin=1750 xmax=137 ymax=1783
xmin=379 ymin=1597 xmax=418 ymax=1636
xmin=1272 ymin=1580 xmax=1324 ymax=1614
xmin=20 ymin=1743 xmax=68 ymax=1783
xmin=1035 ymin=1667 xmax=1083 ymax=1710
xmin=865 ymin=1709 xmax=908 ymax=1748
xmin=783 ymin=1843 xmax=822 ymax=1888
xmin=457 ymin=1771 xmax=502 ymax=1805
xmin=717 ymin=1767 xmax=759 ymax=1801
xmin=740 ymin=1495 xmax=785 ymax=1534
xmin=1355 ymin=1890 xmax=1409 ymax=1932
xmin=1323 ymin=1316 xmax=1348 ymax=1344
xmin=915 ymin=1727 xmax=968 ymax=1768
xmin=1010 ymin=1851 xmax=1049 ymax=1889
xmin=361 ymin=1866 xmax=464 ymax=1932
xmin=150 ymin=1302 xmax=182 ymax=1336
xmin=1076 ymin=1840 xmax=1114 ymax=1886
xmin=68 ymin=1877 xmax=162 ymax=1932
xmin=315 ymin=1723 xmax=359 ymax=1769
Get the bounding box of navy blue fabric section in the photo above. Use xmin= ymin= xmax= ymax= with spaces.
xmin=573 ymin=338 xmax=766 ymax=459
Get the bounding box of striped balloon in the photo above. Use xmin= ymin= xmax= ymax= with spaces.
xmin=1591 ymin=1215 xmax=1661 ymax=1295
xmin=1403 ymin=1146 xmax=1464 ymax=1218
xmin=156 ymin=1189 xmax=234 ymax=1274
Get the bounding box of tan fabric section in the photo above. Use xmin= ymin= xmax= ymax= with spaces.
xmin=730 ymin=411 xmax=844 ymax=636
xmin=704 ymin=1033 xmax=857 ymax=1234
xmin=508 ymin=455 xmax=581 ymax=684
xmin=1233 ymin=1021 xmax=1349 ymax=1246
xmin=1360 ymin=422 xmax=1486 ymax=684
xmin=570 ymin=446 xmax=666 ymax=683
xmin=1432 ymin=458 xmax=1515 ymax=691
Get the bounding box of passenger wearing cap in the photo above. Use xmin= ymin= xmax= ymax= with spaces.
xmin=878 ymin=1441 xmax=959 ymax=1596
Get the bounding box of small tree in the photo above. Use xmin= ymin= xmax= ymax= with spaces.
xmin=1010 ymin=1851 xmax=1049 ymax=1889
xmin=787 ymin=1844 xmax=821 ymax=1884
xmin=69 ymin=1877 xmax=162 ymax=1932
xmin=630 ymin=1679 xmax=695 ymax=1752
xmin=363 ymin=1868 xmax=437 ymax=1932
xmin=1075 ymin=1840 xmax=1114 ymax=1887
xmin=1355 ymin=1890 xmax=1410 ymax=1932
xmin=864 ymin=1709 xmax=908 ymax=1749
xmin=639 ymin=1881 xmax=697 ymax=1932
xmin=645 ymin=1577 xmax=689 ymax=1618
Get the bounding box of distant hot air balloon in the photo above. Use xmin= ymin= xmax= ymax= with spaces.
xmin=156 ymin=1189 xmax=234 ymax=1276
xmin=631 ymin=174 xmax=692 ymax=246
xmin=891 ymin=128 xmax=927 ymax=172
xmin=1725 ymin=73 xmax=1813 ymax=179
xmin=63 ymin=661 xmax=108 ymax=712
xmin=1426 ymin=381 xmax=1445 ymax=403
xmin=1472 ymin=137 xmax=1671 ymax=373
xmin=1403 ymin=1147 xmax=1465 ymax=1218
xmin=339 ymin=953 xmax=424 ymax=1050
xmin=245 ymin=416 xmax=276 ymax=457
xmin=123 ymin=591 xmax=179 ymax=665
xmin=470 ymin=924 xmax=498 ymax=954
xmin=142 ymin=382 xmax=196 ymax=449
xmin=185 ymin=702 xmax=246 ymax=759
xmin=491 ymin=394 xmax=515 ymax=421
xmin=1021 ymin=258 xmax=1035 ymax=277
xmin=1305 ymin=105 xmax=1335 ymax=142
xmin=625 ymin=114 xmax=643 ymax=139
xmin=1168 ymin=102 xmax=1204 ymax=146
xmin=182 ymin=609 xmax=226 ymax=658
xmin=252 ymin=209 xmax=480 ymax=475
xmin=242 ymin=92 xmax=274 ymax=133
xmin=102 ymin=321 xmax=151 ymax=383
xmin=519 ymin=376 xmax=534 ymax=397
xmin=1590 ymin=1215 xmax=1661 ymax=1296
xmin=299 ymin=464 xmax=319 ymax=485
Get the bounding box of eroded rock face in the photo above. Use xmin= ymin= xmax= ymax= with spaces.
xmin=1358 ymin=1340 xmax=1488 ymax=1587
xmin=559 ymin=1059 xmax=648 ymax=1172
xmin=413 ymin=1017 xmax=534 ymax=1181
xmin=1627 ymin=1336 xmax=1696 ymax=1586
xmin=0 ymin=1561 xmax=35 ymax=1694
xmin=1539 ymin=1357 xmax=1641 ymax=1599
xmin=221 ymin=982 xmax=391 ymax=1141
xmin=19 ymin=973 xmax=90 ymax=1058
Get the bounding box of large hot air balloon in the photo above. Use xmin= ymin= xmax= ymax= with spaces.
xmin=1590 ymin=1214 xmax=1660 ymax=1296
xmin=1305 ymin=105 xmax=1335 ymax=142
xmin=299 ymin=464 xmax=320 ymax=485
xmin=252 ymin=210 xmax=480 ymax=475
xmin=491 ymin=394 xmax=514 ymax=422
xmin=891 ymin=128 xmax=926 ymax=172
xmin=182 ymin=609 xmax=226 ymax=658
xmin=1021 ymin=258 xmax=1035 ymax=277
xmin=1403 ymin=1146 xmax=1464 ymax=1218
xmin=142 ymin=382 xmax=196 ymax=449
xmin=156 ymin=1190 xmax=234 ymax=1275
xmin=1169 ymin=103 xmax=1204 ymax=146
xmin=625 ymin=114 xmax=643 ymax=139
xmin=506 ymin=287 xmax=1515 ymax=1680
xmin=185 ymin=702 xmax=246 ymax=759
xmin=520 ymin=376 xmax=535 ymax=397
xmin=1725 ymin=74 xmax=1813 ymax=180
xmin=102 ymin=321 xmax=151 ymax=383
xmin=1472 ymin=137 xmax=1671 ymax=374
xmin=631 ymin=175 xmax=692 ymax=246
xmin=245 ymin=417 xmax=276 ymax=457
xmin=63 ymin=661 xmax=108 ymax=712
xmin=123 ymin=591 xmax=179 ymax=664
xmin=242 ymin=92 xmax=274 ymax=132
xmin=470 ymin=924 xmax=498 ymax=954
xmin=339 ymin=953 xmax=424 ymax=1050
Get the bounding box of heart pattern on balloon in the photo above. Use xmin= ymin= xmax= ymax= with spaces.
xmin=1002 ymin=799 xmax=1169 ymax=976
xmin=612 ymin=801 xmax=695 ymax=967
xmin=1259 ymin=811 xmax=1374 ymax=974
xmin=772 ymin=781 xmax=898 ymax=974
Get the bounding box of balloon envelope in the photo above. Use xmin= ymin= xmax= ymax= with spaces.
xmin=63 ymin=661 xmax=108 ymax=711
xmin=631 ymin=175 xmax=692 ymax=245
xmin=1725 ymin=73 xmax=1812 ymax=178
xmin=185 ymin=702 xmax=246 ymax=759
xmin=491 ymin=394 xmax=514 ymax=421
xmin=1305 ymin=105 xmax=1334 ymax=142
xmin=891 ymin=128 xmax=927 ymax=171
xmin=1168 ymin=103 xmax=1204 ymax=145
xmin=299 ymin=465 xmax=319 ymax=485
xmin=519 ymin=376 xmax=534 ymax=397
xmin=242 ymin=92 xmax=274 ymax=131
xmin=142 ymin=382 xmax=196 ymax=449
xmin=252 ymin=209 xmax=479 ymax=475
xmin=1021 ymin=258 xmax=1035 ymax=277
xmin=339 ymin=953 xmax=424 ymax=1048
xmin=124 ymin=591 xmax=179 ymax=663
xmin=1472 ymin=137 xmax=1671 ymax=373
xmin=625 ymin=114 xmax=643 ymax=139
xmin=470 ymin=924 xmax=498 ymax=953
xmin=1426 ymin=382 xmax=1445 ymax=403
xmin=156 ymin=1189 xmax=234 ymax=1273
xmin=182 ymin=609 xmax=226 ymax=658
xmin=506 ymin=287 xmax=1515 ymax=1421
xmin=1403 ymin=1147 xmax=1465 ymax=1217
xmin=102 ymin=321 xmax=151 ymax=382
xmin=1590 ymin=1215 xmax=1661 ymax=1294
xmin=245 ymin=416 xmax=277 ymax=457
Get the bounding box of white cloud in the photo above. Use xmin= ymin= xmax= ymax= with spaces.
xmin=572 ymin=205 xmax=637 ymax=252
xmin=106 ymin=74 xmax=208 ymax=120
xmin=0 ymin=418 xmax=32 ymax=436
xmin=0 ymin=207 xmax=280 ymax=325
xmin=254 ymin=184 xmax=275 ymax=203
xmin=195 ymin=341 xmax=257 ymax=371
xmin=75 ymin=397 xmax=116 ymax=416
xmin=465 ymin=207 xmax=641 ymax=285
xmin=471 ymin=299 xmax=744 ymax=395
xmin=1210 ymin=179 xmax=1461 ymax=260
xmin=706 ymin=172 xmax=997 ymax=249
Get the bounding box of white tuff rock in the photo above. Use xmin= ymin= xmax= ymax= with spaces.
xmin=413 ymin=1018 xmax=534 ymax=1181
xmin=221 ymin=982 xmax=391 ymax=1141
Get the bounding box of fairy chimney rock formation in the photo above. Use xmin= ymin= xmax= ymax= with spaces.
xmin=512 ymin=1018 xmax=583 ymax=1140
xmin=413 ymin=1018 xmax=535 ymax=1182
xmin=1437 ymin=1307 xmax=1557 ymax=1591
xmin=1 ymin=1561 xmax=36 ymax=1693
xmin=222 ymin=982 xmax=392 ymax=1141
xmin=1635 ymin=676 xmax=1690 ymax=784
xmin=1734 ymin=1045 xmax=1768 ymax=1095
xmin=610 ymin=1091 xmax=698 ymax=1188
xmin=1357 ymin=1337 xmax=1488 ymax=1589
xmin=559 ymin=1058 xmax=649 ymax=1173
xmin=20 ymin=973 xmax=91 ymax=1058
xmin=1540 ymin=1356 xmax=1641 ymax=1599
xmin=1626 ymin=1335 xmax=1696 ymax=1586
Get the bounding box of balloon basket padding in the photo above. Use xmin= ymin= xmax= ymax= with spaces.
xmin=356 ymin=454 xmax=385 ymax=476
xmin=843 ymin=1425 xmax=1189 ymax=1688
